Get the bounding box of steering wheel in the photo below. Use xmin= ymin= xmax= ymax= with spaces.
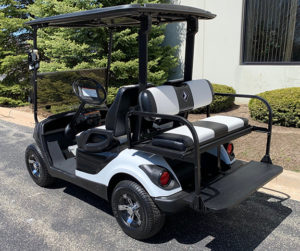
xmin=65 ymin=77 xmax=107 ymax=139
xmin=72 ymin=77 xmax=106 ymax=105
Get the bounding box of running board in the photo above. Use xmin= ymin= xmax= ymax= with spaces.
xmin=200 ymin=161 xmax=283 ymax=211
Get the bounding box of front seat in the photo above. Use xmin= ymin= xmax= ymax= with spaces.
xmin=73 ymin=85 xmax=141 ymax=154
xmin=105 ymin=85 xmax=140 ymax=137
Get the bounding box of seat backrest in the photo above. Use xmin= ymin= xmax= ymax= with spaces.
xmin=105 ymin=85 xmax=139 ymax=137
xmin=139 ymin=79 xmax=214 ymax=115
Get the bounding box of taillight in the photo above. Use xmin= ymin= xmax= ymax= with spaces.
xmin=159 ymin=171 xmax=170 ymax=186
xmin=227 ymin=143 xmax=234 ymax=155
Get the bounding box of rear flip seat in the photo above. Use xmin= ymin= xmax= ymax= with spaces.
xmin=139 ymin=79 xmax=249 ymax=151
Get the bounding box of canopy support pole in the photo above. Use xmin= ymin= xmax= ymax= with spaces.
xmin=138 ymin=14 xmax=152 ymax=92
xmin=133 ymin=15 xmax=151 ymax=142
xmin=184 ymin=17 xmax=198 ymax=82
xmin=105 ymin=28 xmax=113 ymax=96
xmin=32 ymin=27 xmax=39 ymax=124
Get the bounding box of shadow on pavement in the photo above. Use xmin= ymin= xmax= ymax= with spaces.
xmin=49 ymin=181 xmax=292 ymax=250
xmin=147 ymin=192 xmax=292 ymax=250
xmin=50 ymin=180 xmax=113 ymax=215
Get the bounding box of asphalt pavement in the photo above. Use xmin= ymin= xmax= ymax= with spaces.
xmin=0 ymin=119 xmax=299 ymax=251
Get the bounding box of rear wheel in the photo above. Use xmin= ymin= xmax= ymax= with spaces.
xmin=25 ymin=144 xmax=54 ymax=187
xmin=111 ymin=180 xmax=165 ymax=240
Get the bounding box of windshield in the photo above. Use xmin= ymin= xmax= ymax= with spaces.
xmin=37 ymin=68 xmax=106 ymax=117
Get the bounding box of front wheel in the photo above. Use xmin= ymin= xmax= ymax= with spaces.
xmin=25 ymin=144 xmax=54 ymax=187
xmin=111 ymin=180 xmax=165 ymax=240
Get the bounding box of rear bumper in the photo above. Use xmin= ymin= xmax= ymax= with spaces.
xmin=154 ymin=191 xmax=200 ymax=213
xmin=154 ymin=160 xmax=283 ymax=213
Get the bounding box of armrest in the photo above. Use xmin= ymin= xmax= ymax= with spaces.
xmin=214 ymin=92 xmax=273 ymax=163
xmin=76 ymin=128 xmax=116 ymax=153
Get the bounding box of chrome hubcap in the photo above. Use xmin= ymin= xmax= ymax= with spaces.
xmin=28 ymin=154 xmax=41 ymax=177
xmin=118 ymin=194 xmax=142 ymax=227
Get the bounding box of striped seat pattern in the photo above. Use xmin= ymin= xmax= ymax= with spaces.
xmin=139 ymin=79 xmax=249 ymax=151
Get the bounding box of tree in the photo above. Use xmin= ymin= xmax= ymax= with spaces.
xmin=0 ymin=0 xmax=33 ymax=105
xmin=28 ymin=0 xmax=178 ymax=86
xmin=0 ymin=0 xmax=178 ymax=107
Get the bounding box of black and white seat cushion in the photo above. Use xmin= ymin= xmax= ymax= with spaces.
xmin=152 ymin=116 xmax=248 ymax=151
xmin=139 ymin=79 xmax=249 ymax=151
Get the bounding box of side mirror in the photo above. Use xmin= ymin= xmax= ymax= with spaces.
xmin=28 ymin=49 xmax=40 ymax=71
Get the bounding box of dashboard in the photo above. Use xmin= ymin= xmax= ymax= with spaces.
xmin=42 ymin=108 xmax=107 ymax=135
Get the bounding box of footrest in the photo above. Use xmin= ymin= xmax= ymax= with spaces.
xmin=201 ymin=161 xmax=283 ymax=211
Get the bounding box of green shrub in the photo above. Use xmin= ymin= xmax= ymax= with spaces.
xmin=0 ymin=84 xmax=29 ymax=101
xmin=107 ymin=87 xmax=119 ymax=105
xmin=249 ymin=87 xmax=300 ymax=128
xmin=191 ymin=84 xmax=236 ymax=114
xmin=0 ymin=97 xmax=27 ymax=107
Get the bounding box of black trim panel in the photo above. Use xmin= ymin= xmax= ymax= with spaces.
xmin=76 ymin=149 xmax=118 ymax=174
xmin=154 ymin=191 xmax=192 ymax=213
xmin=174 ymin=84 xmax=194 ymax=112
xmin=192 ymin=120 xmax=228 ymax=138
xmin=48 ymin=167 xmax=108 ymax=200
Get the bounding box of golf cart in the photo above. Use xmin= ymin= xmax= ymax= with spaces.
xmin=25 ymin=4 xmax=283 ymax=240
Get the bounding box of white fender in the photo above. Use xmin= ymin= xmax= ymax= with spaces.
xmin=75 ymin=149 xmax=182 ymax=197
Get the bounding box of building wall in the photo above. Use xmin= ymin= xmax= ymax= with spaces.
xmin=169 ymin=0 xmax=300 ymax=103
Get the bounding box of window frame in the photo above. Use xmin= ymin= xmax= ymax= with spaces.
xmin=241 ymin=0 xmax=300 ymax=65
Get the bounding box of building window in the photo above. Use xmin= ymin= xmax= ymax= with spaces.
xmin=243 ymin=0 xmax=300 ymax=63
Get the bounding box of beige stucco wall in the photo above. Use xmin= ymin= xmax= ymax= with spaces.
xmin=170 ymin=0 xmax=300 ymax=103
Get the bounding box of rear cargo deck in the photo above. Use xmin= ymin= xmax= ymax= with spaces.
xmin=200 ymin=160 xmax=283 ymax=211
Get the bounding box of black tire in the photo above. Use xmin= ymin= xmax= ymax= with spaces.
xmin=25 ymin=143 xmax=55 ymax=187
xmin=111 ymin=180 xmax=165 ymax=240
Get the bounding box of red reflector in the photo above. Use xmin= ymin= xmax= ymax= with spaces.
xmin=227 ymin=143 xmax=233 ymax=155
xmin=160 ymin=171 xmax=170 ymax=186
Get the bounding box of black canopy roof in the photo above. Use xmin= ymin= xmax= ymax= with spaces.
xmin=26 ymin=4 xmax=216 ymax=28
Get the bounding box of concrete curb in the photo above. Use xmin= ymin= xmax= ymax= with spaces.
xmin=0 ymin=107 xmax=39 ymax=128
xmin=1 ymin=106 xmax=299 ymax=201
xmin=260 ymin=169 xmax=300 ymax=201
